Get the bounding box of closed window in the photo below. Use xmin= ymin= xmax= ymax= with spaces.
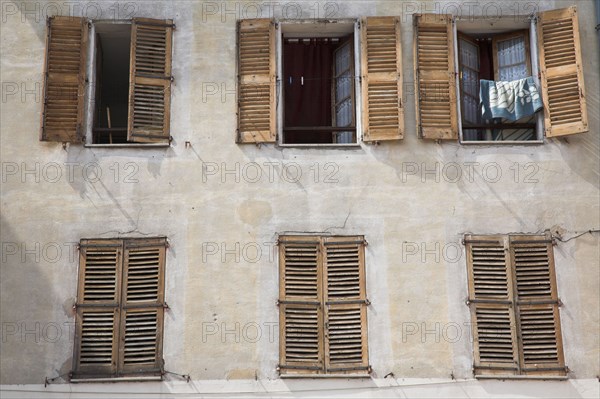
xmin=414 ymin=6 xmax=588 ymax=142
xmin=40 ymin=17 xmax=173 ymax=145
xmin=72 ymin=237 xmax=167 ymax=380
xmin=236 ymin=17 xmax=404 ymax=145
xmin=278 ymin=235 xmax=370 ymax=375
xmin=464 ymin=233 xmax=566 ymax=378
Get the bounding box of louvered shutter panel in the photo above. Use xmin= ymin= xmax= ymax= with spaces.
xmin=323 ymin=237 xmax=369 ymax=373
xmin=40 ymin=16 xmax=88 ymax=143
xmin=538 ymin=7 xmax=588 ymax=137
xmin=73 ymin=240 xmax=122 ymax=377
xmin=509 ymin=234 xmax=565 ymax=376
xmin=414 ymin=14 xmax=458 ymax=139
xmin=360 ymin=17 xmax=403 ymax=141
xmin=237 ymin=19 xmax=276 ymax=143
xmin=119 ymin=238 xmax=166 ymax=374
xmin=465 ymin=235 xmax=519 ymax=376
xmin=128 ymin=19 xmax=173 ymax=143
xmin=278 ymin=236 xmax=324 ymax=374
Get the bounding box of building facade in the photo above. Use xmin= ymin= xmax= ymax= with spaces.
xmin=1 ymin=0 xmax=599 ymax=397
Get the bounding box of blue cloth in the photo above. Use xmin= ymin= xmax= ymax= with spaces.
xmin=479 ymin=77 xmax=543 ymax=121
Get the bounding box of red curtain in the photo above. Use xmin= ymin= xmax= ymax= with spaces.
xmin=283 ymin=39 xmax=334 ymax=143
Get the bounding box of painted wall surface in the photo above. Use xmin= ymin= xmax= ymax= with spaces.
xmin=1 ymin=0 xmax=598 ymax=396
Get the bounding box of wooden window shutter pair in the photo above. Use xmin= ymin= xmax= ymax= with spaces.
xmin=278 ymin=236 xmax=369 ymax=375
xmin=414 ymin=6 xmax=587 ymax=139
xmin=41 ymin=17 xmax=173 ymax=144
xmin=73 ymin=238 xmax=166 ymax=379
xmin=465 ymin=233 xmax=566 ymax=377
xmin=237 ymin=17 xmax=404 ymax=143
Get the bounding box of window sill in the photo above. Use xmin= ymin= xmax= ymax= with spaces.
xmin=278 ymin=143 xmax=361 ymax=149
xmin=475 ymin=375 xmax=568 ymax=381
xmin=70 ymin=376 xmax=163 ymax=383
xmin=460 ymin=140 xmax=544 ymax=145
xmin=280 ymin=374 xmax=371 ymax=379
xmin=84 ymin=143 xmax=170 ymax=148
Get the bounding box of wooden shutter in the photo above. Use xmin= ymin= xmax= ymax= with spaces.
xmin=360 ymin=17 xmax=403 ymax=141
xmin=538 ymin=7 xmax=587 ymax=137
xmin=119 ymin=238 xmax=166 ymax=375
xmin=465 ymin=235 xmax=519 ymax=376
xmin=278 ymin=236 xmax=324 ymax=374
xmin=323 ymin=237 xmax=369 ymax=373
xmin=73 ymin=240 xmax=123 ymax=377
xmin=509 ymin=234 xmax=565 ymax=376
xmin=414 ymin=14 xmax=457 ymax=139
xmin=237 ymin=19 xmax=276 ymax=143
xmin=40 ymin=16 xmax=88 ymax=143
xmin=128 ymin=19 xmax=173 ymax=143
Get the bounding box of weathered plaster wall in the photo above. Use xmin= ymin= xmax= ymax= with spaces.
xmin=1 ymin=0 xmax=598 ymax=393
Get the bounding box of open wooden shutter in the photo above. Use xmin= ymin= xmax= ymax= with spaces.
xmin=414 ymin=14 xmax=457 ymax=139
xmin=465 ymin=235 xmax=519 ymax=376
xmin=323 ymin=237 xmax=369 ymax=373
xmin=73 ymin=240 xmax=123 ymax=378
xmin=278 ymin=236 xmax=324 ymax=374
xmin=538 ymin=7 xmax=587 ymax=137
xmin=360 ymin=17 xmax=403 ymax=141
xmin=128 ymin=19 xmax=173 ymax=143
xmin=41 ymin=16 xmax=88 ymax=143
xmin=119 ymin=238 xmax=166 ymax=375
xmin=237 ymin=19 xmax=276 ymax=143
xmin=509 ymin=234 xmax=565 ymax=376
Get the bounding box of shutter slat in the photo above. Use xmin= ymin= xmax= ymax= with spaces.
xmin=361 ymin=17 xmax=403 ymax=141
xmin=414 ymin=14 xmax=457 ymax=139
xmin=237 ymin=19 xmax=276 ymax=143
xmin=128 ymin=19 xmax=172 ymax=143
xmin=41 ymin=16 xmax=87 ymax=142
xmin=538 ymin=6 xmax=587 ymax=136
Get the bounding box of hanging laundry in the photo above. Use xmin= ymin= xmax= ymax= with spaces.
xmin=479 ymin=77 xmax=543 ymax=121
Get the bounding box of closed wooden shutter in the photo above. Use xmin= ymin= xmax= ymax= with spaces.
xmin=73 ymin=238 xmax=166 ymax=379
xmin=414 ymin=14 xmax=457 ymax=140
xmin=128 ymin=18 xmax=173 ymax=143
xmin=465 ymin=235 xmax=519 ymax=376
xmin=360 ymin=17 xmax=403 ymax=141
xmin=278 ymin=235 xmax=369 ymax=375
xmin=40 ymin=16 xmax=88 ymax=143
xmin=119 ymin=238 xmax=166 ymax=374
xmin=278 ymin=236 xmax=324 ymax=374
xmin=237 ymin=19 xmax=276 ymax=143
xmin=323 ymin=237 xmax=369 ymax=373
xmin=538 ymin=7 xmax=587 ymax=137
xmin=465 ymin=233 xmax=566 ymax=377
xmin=509 ymin=234 xmax=565 ymax=376
xmin=73 ymin=240 xmax=123 ymax=377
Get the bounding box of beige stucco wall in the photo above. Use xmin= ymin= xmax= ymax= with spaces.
xmin=1 ymin=0 xmax=598 ymax=394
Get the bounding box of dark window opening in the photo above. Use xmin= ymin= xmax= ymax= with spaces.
xmin=458 ymin=30 xmax=538 ymax=141
xmin=283 ymin=35 xmax=356 ymax=144
xmin=92 ymin=24 xmax=131 ymax=144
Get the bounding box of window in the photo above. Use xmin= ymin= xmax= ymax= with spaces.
xmin=278 ymin=235 xmax=369 ymax=375
xmin=40 ymin=16 xmax=173 ymax=145
xmin=72 ymin=237 xmax=167 ymax=380
xmin=464 ymin=233 xmax=566 ymax=378
xmin=237 ymin=17 xmax=404 ymax=145
xmin=414 ymin=7 xmax=588 ymax=142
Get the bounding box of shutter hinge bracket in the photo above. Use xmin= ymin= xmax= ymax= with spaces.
xmin=163 ymin=302 xmax=170 ymax=310
xmin=557 ymin=298 xmax=563 ymax=307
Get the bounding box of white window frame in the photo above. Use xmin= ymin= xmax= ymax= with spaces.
xmin=454 ymin=16 xmax=545 ymax=145
xmin=276 ymin=19 xmax=362 ymax=147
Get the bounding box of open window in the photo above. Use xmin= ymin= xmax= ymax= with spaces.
xmin=414 ymin=7 xmax=587 ymax=142
xmin=457 ymin=27 xmax=538 ymax=141
xmin=40 ymin=17 xmax=173 ymax=145
xmin=236 ymin=17 xmax=403 ymax=145
xmin=280 ymin=21 xmax=358 ymax=145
